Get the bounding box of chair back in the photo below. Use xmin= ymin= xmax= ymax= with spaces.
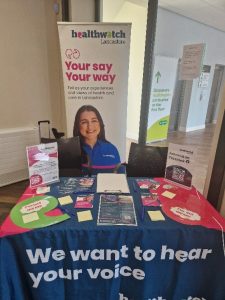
xmin=82 ymin=162 xmax=126 ymax=176
xmin=126 ymin=142 xmax=168 ymax=177
xmin=57 ymin=136 xmax=82 ymax=177
xmin=52 ymin=128 xmax=65 ymax=139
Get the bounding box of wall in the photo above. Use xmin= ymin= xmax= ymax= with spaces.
xmin=102 ymin=1 xmax=225 ymax=139
xmin=0 ymin=0 xmax=63 ymax=133
xmin=156 ymin=9 xmax=225 ymax=133
xmin=204 ymin=84 xmax=225 ymax=216
xmin=69 ymin=0 xmax=95 ymax=22
xmin=102 ymin=1 xmax=147 ymax=140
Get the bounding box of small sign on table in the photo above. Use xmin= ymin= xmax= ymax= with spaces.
xmin=26 ymin=142 xmax=59 ymax=188
xmin=165 ymin=143 xmax=196 ymax=189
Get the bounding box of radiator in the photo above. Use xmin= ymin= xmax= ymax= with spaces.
xmin=0 ymin=127 xmax=39 ymax=187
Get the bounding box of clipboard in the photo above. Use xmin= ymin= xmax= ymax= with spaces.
xmin=96 ymin=173 xmax=130 ymax=194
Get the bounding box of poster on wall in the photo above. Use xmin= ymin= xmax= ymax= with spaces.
xmin=198 ymin=65 xmax=211 ymax=88
xmin=26 ymin=143 xmax=59 ymax=188
xmin=179 ymin=43 xmax=206 ymax=80
xmin=57 ymin=22 xmax=131 ymax=162
xmin=165 ymin=143 xmax=196 ymax=189
xmin=147 ymin=56 xmax=178 ymax=143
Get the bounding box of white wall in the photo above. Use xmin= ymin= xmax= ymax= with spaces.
xmin=0 ymin=0 xmax=63 ymax=132
xmin=102 ymin=1 xmax=147 ymax=140
xmin=69 ymin=0 xmax=95 ymax=22
xmin=102 ymin=1 xmax=225 ymax=139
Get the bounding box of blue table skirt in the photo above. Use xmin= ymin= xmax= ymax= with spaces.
xmin=1 ymin=178 xmax=225 ymax=300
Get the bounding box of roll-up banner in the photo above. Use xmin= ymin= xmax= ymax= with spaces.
xmin=57 ymin=22 xmax=131 ymax=161
xmin=147 ymin=56 xmax=178 ymax=143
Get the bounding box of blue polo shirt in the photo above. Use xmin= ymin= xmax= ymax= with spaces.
xmin=82 ymin=140 xmax=121 ymax=174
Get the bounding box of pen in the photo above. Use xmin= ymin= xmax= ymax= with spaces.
xmin=133 ymin=181 xmax=138 ymax=193
xmin=59 ymin=207 xmax=76 ymax=217
xmin=73 ymin=190 xmax=95 ymax=195
xmin=141 ymin=204 xmax=145 ymax=221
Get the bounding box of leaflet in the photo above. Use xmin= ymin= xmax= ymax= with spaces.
xmin=52 ymin=177 xmax=95 ymax=195
xmin=136 ymin=178 xmax=160 ymax=190
xmin=97 ymin=194 xmax=137 ymax=226
xmin=75 ymin=194 xmax=94 ymax=208
xmin=141 ymin=193 xmax=160 ymax=207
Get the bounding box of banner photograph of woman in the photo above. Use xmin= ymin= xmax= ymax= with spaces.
xmin=73 ymin=105 xmax=124 ymax=175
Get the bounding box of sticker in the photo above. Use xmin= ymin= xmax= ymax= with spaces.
xmin=148 ymin=210 xmax=165 ymax=221
xmin=58 ymin=195 xmax=73 ymax=205
xmin=161 ymin=191 xmax=176 ymax=199
xmin=22 ymin=212 xmax=39 ymax=223
xmin=77 ymin=210 xmax=93 ymax=222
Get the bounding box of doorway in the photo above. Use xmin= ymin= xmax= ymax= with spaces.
xmin=206 ymin=64 xmax=225 ymax=124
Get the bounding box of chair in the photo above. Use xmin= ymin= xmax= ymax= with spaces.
xmin=40 ymin=138 xmax=56 ymax=144
xmin=57 ymin=136 xmax=82 ymax=177
xmin=126 ymin=142 xmax=168 ymax=177
xmin=52 ymin=128 xmax=65 ymax=139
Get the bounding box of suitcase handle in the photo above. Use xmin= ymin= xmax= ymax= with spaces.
xmin=38 ymin=120 xmax=51 ymax=140
xmin=38 ymin=120 xmax=50 ymax=125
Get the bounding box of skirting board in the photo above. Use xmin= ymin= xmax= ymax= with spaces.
xmin=179 ymin=124 xmax=205 ymax=132
xmin=0 ymin=169 xmax=28 ymax=187
xmin=126 ymin=132 xmax=138 ymax=141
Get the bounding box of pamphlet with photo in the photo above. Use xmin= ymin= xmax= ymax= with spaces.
xmin=141 ymin=193 xmax=160 ymax=207
xmin=75 ymin=194 xmax=94 ymax=208
xmin=52 ymin=177 xmax=95 ymax=195
xmin=136 ymin=179 xmax=160 ymax=190
xmin=97 ymin=194 xmax=137 ymax=226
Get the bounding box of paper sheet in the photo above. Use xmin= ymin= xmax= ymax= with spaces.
xmin=161 ymin=191 xmax=176 ymax=199
xmin=77 ymin=210 xmax=93 ymax=222
xmin=58 ymin=195 xmax=73 ymax=205
xmin=36 ymin=186 xmax=50 ymax=194
xmin=96 ymin=174 xmax=130 ymax=194
xmin=148 ymin=210 xmax=165 ymax=221
xmin=22 ymin=212 xmax=39 ymax=223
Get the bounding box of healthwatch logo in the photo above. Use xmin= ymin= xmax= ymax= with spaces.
xmin=119 ymin=294 xmax=165 ymax=300
xmin=71 ymin=29 xmax=126 ymax=39
xmin=183 ymin=297 xmax=206 ymax=300
xmin=119 ymin=294 xmax=206 ymax=300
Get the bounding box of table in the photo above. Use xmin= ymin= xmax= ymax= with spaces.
xmin=1 ymin=177 xmax=225 ymax=300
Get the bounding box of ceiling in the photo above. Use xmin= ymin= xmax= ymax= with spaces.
xmin=159 ymin=0 xmax=225 ymax=33
xmin=129 ymin=0 xmax=225 ymax=33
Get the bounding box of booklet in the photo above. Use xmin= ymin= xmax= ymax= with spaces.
xmin=136 ymin=179 xmax=160 ymax=190
xmin=141 ymin=192 xmax=160 ymax=207
xmin=97 ymin=194 xmax=137 ymax=226
xmin=74 ymin=194 xmax=94 ymax=208
xmin=53 ymin=177 xmax=95 ymax=195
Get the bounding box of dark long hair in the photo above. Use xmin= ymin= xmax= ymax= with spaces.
xmin=73 ymin=105 xmax=107 ymax=143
